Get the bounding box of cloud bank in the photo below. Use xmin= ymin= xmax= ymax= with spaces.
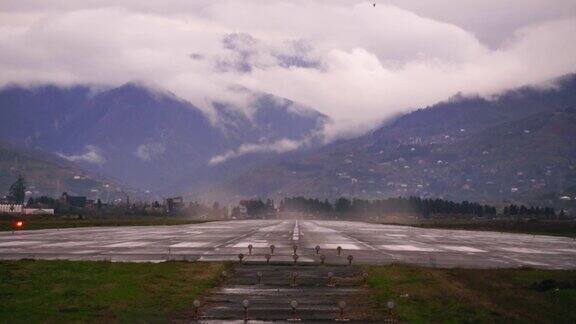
xmin=209 ymin=138 xmax=304 ymax=165
xmin=1 ymin=0 xmax=576 ymax=141
xmin=58 ymin=145 xmax=105 ymax=164
xmin=135 ymin=143 xmax=166 ymax=161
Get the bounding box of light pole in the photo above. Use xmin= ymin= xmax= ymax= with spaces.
xmin=192 ymin=299 xmax=201 ymax=320
xmin=242 ymin=299 xmax=250 ymax=321
xmin=256 ymin=271 xmax=263 ymax=285
xmin=288 ymin=300 xmax=301 ymax=321
xmin=336 ymin=301 xmax=349 ymax=321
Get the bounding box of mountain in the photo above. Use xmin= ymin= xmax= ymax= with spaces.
xmin=0 ymin=141 xmax=130 ymax=200
xmin=209 ymin=74 xmax=576 ymax=204
xmin=0 ymin=83 xmax=327 ymax=193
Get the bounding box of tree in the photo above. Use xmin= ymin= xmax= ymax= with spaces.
xmin=9 ymin=175 xmax=26 ymax=204
xmin=335 ymin=197 xmax=351 ymax=214
xmin=265 ymin=198 xmax=274 ymax=212
xmin=231 ymin=206 xmax=241 ymax=218
xmin=36 ymin=196 xmax=57 ymax=207
xmin=212 ymin=202 xmax=221 ymax=218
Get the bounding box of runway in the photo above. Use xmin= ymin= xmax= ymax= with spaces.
xmin=1 ymin=219 xmax=575 ymax=269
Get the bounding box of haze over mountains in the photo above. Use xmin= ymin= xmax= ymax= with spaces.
xmin=204 ymin=74 xmax=576 ymax=205
xmin=0 ymin=74 xmax=575 ymax=205
xmin=0 ymin=83 xmax=326 ymax=195
xmin=0 ymin=141 xmax=127 ymax=199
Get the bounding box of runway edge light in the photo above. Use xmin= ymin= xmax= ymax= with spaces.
xmin=12 ymin=219 xmax=25 ymax=232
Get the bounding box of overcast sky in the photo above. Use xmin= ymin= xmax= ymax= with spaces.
xmin=1 ymin=0 xmax=576 ymax=140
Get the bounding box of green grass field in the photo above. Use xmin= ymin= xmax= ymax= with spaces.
xmin=365 ymin=264 xmax=576 ymax=323
xmin=0 ymin=260 xmax=227 ymax=323
xmin=0 ymin=215 xmax=205 ymax=232
xmin=1 ymin=260 xmax=575 ymax=323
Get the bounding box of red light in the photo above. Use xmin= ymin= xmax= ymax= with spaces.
xmin=16 ymin=221 xmax=23 ymax=227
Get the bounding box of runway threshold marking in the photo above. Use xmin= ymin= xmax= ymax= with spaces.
xmin=201 ymin=221 xmax=283 ymax=256
xmin=309 ymin=221 xmax=396 ymax=258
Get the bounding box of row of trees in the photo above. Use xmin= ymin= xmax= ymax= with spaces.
xmin=280 ymin=196 xmax=497 ymax=217
xmin=280 ymin=196 xmax=568 ymax=219
xmin=502 ymin=204 xmax=556 ymax=218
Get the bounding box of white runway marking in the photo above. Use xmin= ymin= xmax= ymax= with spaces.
xmin=104 ymin=241 xmax=151 ymax=248
xmin=500 ymin=247 xmax=555 ymax=254
xmin=293 ymin=220 xmax=300 ymax=241
xmin=556 ymin=248 xmax=576 ymax=253
xmin=317 ymin=243 xmax=362 ymax=250
xmin=440 ymin=246 xmax=487 ymax=252
xmin=0 ymin=241 xmax=44 ymax=247
xmin=380 ymin=244 xmax=439 ymax=252
xmin=520 ymin=260 xmax=550 ymax=266
xmin=170 ymin=242 xmax=209 ymax=248
xmin=44 ymin=242 xmax=92 ymax=247
xmin=231 ymin=242 xmax=270 ymax=248
xmin=258 ymin=222 xmax=290 ymax=232
xmin=70 ymin=250 xmax=101 ymax=254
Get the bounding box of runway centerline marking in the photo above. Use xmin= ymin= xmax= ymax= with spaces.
xmin=293 ymin=220 xmax=300 ymax=241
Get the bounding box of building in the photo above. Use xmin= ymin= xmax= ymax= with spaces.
xmin=23 ymin=208 xmax=54 ymax=215
xmin=165 ymin=197 xmax=184 ymax=213
xmin=239 ymin=199 xmax=265 ymax=216
xmin=60 ymin=192 xmax=87 ymax=208
xmin=0 ymin=204 xmax=23 ymax=214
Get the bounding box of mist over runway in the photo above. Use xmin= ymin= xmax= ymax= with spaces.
xmin=1 ymin=219 xmax=575 ymax=269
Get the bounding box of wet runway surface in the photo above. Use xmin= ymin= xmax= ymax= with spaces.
xmin=1 ymin=219 xmax=575 ymax=269
xmin=199 ymin=263 xmax=373 ymax=322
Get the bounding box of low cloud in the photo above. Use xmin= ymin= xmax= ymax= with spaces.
xmin=135 ymin=143 xmax=166 ymax=161
xmin=1 ymin=1 xmax=575 ymax=140
xmin=209 ymin=138 xmax=304 ymax=165
xmin=58 ymin=145 xmax=105 ymax=164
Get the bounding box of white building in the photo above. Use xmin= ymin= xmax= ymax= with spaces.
xmin=23 ymin=208 xmax=54 ymax=215
xmin=0 ymin=204 xmax=23 ymax=213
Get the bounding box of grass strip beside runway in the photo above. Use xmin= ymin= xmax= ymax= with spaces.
xmin=0 ymin=260 xmax=227 ymax=323
xmin=366 ymin=264 xmax=576 ymax=323
xmin=0 ymin=215 xmax=205 ymax=231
